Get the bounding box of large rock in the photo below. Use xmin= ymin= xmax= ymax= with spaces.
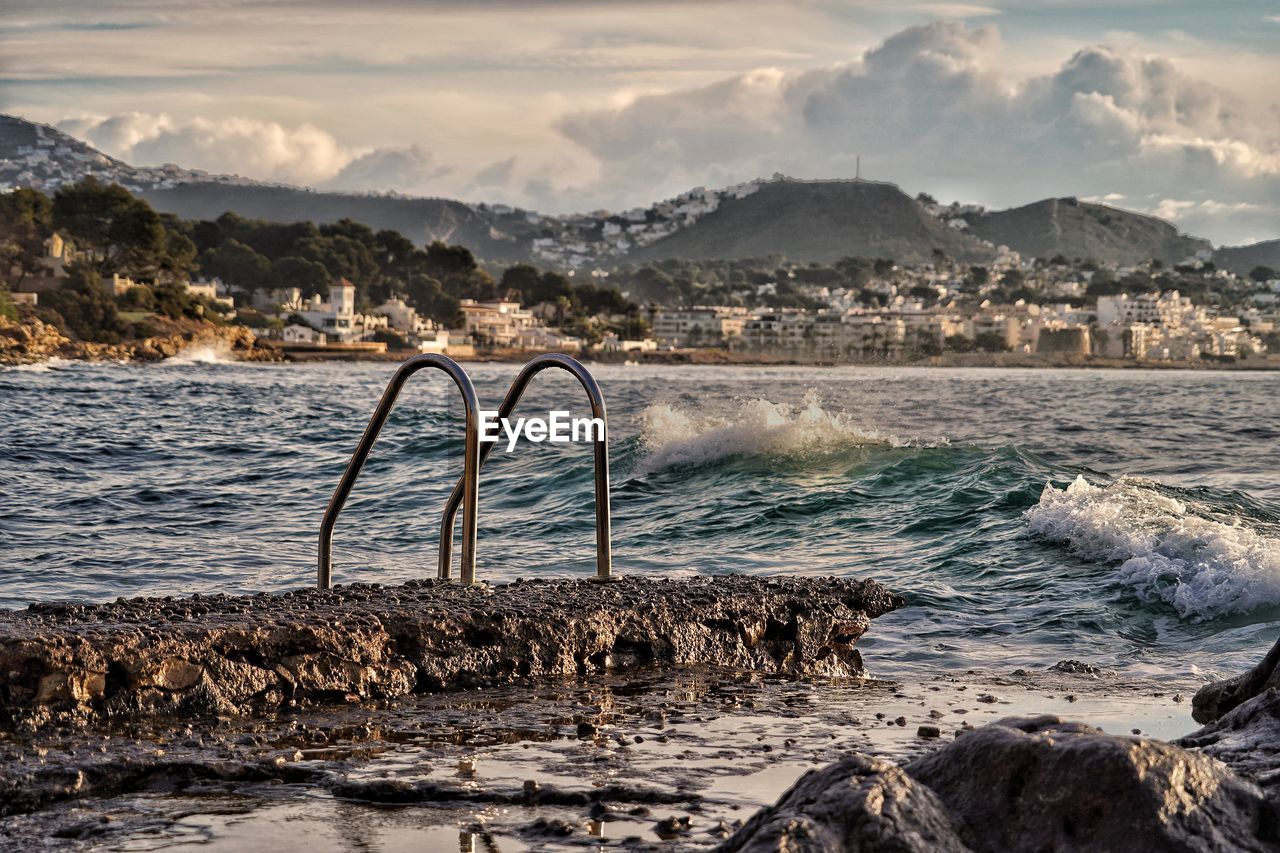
xmin=908 ymin=715 xmax=1276 ymax=853
xmin=0 ymin=575 xmax=900 ymax=730
xmin=1193 ymin=635 xmax=1280 ymax=724
xmin=721 ymin=715 xmax=1279 ymax=853
xmin=718 ymin=754 xmax=970 ymax=852
xmin=1180 ymin=687 xmax=1280 ymax=787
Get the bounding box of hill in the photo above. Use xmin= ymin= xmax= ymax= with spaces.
xmin=136 ymin=184 xmax=539 ymax=263
xmin=627 ymin=179 xmax=995 ymax=264
xmin=966 ymin=197 xmax=1210 ymax=265
xmin=1213 ymin=239 xmax=1280 ymax=277
xmin=5 ymin=113 xmax=1268 ymax=270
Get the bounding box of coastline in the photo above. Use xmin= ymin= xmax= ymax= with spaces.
xmin=2 ymin=576 xmax=1272 ymax=850
xmin=7 ymin=314 xmax=1277 ymax=371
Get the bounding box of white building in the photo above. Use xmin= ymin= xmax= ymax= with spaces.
xmin=297 ymin=279 xmax=375 ymax=343
xmin=460 ymin=300 xmax=540 ymax=347
xmin=283 ymin=324 xmax=326 ymax=345
xmin=651 ymin=306 xmax=749 ymax=347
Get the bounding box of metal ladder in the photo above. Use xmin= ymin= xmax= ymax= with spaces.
xmin=317 ymin=352 xmax=613 ymax=589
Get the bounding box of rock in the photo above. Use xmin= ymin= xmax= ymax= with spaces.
xmin=0 ymin=575 xmax=901 ymax=730
xmin=722 ymin=716 xmax=1279 ymax=853
xmin=1049 ymin=659 xmax=1101 ymax=675
xmin=717 ymin=754 xmax=969 ymax=852
xmin=1180 ymin=687 xmax=1280 ymax=786
xmin=916 ymin=725 xmax=941 ymax=739
xmin=654 ymin=815 xmax=692 ymax=839
xmin=907 ymin=715 xmax=1276 ymax=852
xmin=1193 ymin=635 xmax=1280 ymax=724
xmin=0 ymin=314 xmax=279 ymax=367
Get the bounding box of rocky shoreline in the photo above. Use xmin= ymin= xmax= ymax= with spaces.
xmin=0 ymin=575 xmax=900 ymax=732
xmin=4 ymin=577 xmax=1280 ymax=850
xmin=0 ymin=315 xmax=279 ymax=365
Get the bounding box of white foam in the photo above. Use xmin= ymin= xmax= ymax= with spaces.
xmin=632 ymin=392 xmax=914 ymax=476
xmin=3 ymin=356 xmax=74 ymax=373
xmin=1026 ymin=475 xmax=1280 ymax=620
xmin=163 ymin=342 xmax=235 ymax=365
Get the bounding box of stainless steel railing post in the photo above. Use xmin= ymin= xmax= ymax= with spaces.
xmin=318 ymin=354 xmax=480 ymax=590
xmin=437 ymin=353 xmax=614 ymax=583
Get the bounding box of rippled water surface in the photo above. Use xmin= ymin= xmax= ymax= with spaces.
xmin=3 ymin=356 xmax=1279 ymax=682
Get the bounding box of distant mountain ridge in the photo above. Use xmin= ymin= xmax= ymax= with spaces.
xmin=1 ymin=113 xmax=1269 ymax=269
xmin=966 ymin=197 xmax=1211 ymax=266
xmin=627 ymin=179 xmax=996 ymax=264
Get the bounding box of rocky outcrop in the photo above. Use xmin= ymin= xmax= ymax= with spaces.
xmin=0 ymin=575 xmax=901 ymax=731
xmin=0 ymin=315 xmax=69 ymax=364
xmin=721 ymin=715 xmax=1280 ymax=853
xmin=1193 ymin=635 xmax=1280 ymax=724
xmin=0 ymin=314 xmax=279 ymax=365
xmin=1181 ymin=688 xmax=1280 ymax=788
xmin=718 ymin=754 xmax=968 ymax=852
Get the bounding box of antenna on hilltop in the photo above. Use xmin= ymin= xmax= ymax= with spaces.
xmin=855 ymin=155 xmax=861 ymax=181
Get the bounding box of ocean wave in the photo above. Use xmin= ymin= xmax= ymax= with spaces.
xmin=632 ymin=392 xmax=921 ymax=476
xmin=1026 ymin=475 xmax=1280 ymax=620
xmin=162 ymin=343 xmax=236 ymax=365
xmin=2 ymin=356 xmax=76 ymax=373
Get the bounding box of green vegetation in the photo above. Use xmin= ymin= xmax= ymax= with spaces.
xmin=2 ymin=177 xmax=650 ymax=345
xmin=0 ymin=284 xmax=18 ymax=322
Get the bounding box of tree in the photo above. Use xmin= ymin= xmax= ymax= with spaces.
xmin=404 ymin=273 xmax=461 ymax=326
xmin=152 ymin=281 xmax=200 ymax=320
xmin=945 ymin=334 xmax=974 ymax=353
xmin=52 ymin=178 xmax=167 ymax=276
xmin=0 ymin=284 xmax=19 ymax=322
xmin=974 ymin=331 xmax=1011 ymax=353
xmin=272 ymin=256 xmax=331 ymax=297
xmin=0 ymin=188 xmax=53 ymax=286
xmin=1250 ymin=266 xmax=1276 ymax=283
xmin=200 ymin=240 xmax=272 ymax=293
xmin=38 ymin=262 xmax=125 ymax=342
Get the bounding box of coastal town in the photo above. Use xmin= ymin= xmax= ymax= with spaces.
xmin=6 ymin=215 xmax=1278 ymax=366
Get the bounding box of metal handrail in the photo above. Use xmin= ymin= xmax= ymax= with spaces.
xmin=318 ymin=354 xmax=480 ymax=590
xmin=437 ymin=353 xmax=614 ymax=584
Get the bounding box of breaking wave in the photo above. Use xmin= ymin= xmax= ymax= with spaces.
xmin=1026 ymin=475 xmax=1280 ymax=620
xmin=632 ymin=393 xmax=925 ymax=476
xmin=163 ymin=343 xmax=235 ymax=365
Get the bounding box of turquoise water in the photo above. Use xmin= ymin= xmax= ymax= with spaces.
xmin=3 ymin=356 xmax=1279 ymax=682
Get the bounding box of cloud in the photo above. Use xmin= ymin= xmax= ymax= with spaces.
xmin=61 ymin=113 xmax=355 ymax=185
xmin=324 ymin=145 xmax=452 ymax=195
xmin=555 ymin=21 xmax=1280 ymax=244
xmin=44 ymin=22 xmax=1280 ymax=245
xmin=58 ymin=113 xmax=463 ymax=196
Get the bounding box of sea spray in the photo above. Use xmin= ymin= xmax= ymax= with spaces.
xmin=632 ymin=392 xmax=921 ymax=476
xmin=1026 ymin=475 xmax=1280 ymax=620
xmin=162 ymin=342 xmax=236 ymax=365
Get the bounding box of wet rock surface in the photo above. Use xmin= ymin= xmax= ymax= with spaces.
xmin=0 ymin=665 xmax=1202 ymax=850
xmin=724 ymin=714 xmax=1280 ymax=853
xmin=1193 ymin=634 xmax=1280 ymax=724
xmin=0 ymin=575 xmax=901 ymax=731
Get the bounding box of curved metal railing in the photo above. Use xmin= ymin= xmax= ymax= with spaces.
xmin=437 ymin=352 xmax=614 ymax=584
xmin=318 ymin=354 xmax=480 ymax=590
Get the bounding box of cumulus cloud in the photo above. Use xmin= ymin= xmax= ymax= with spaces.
xmin=47 ymin=24 xmax=1280 ymax=244
xmin=324 ymin=145 xmax=452 ymax=195
xmin=555 ymin=21 xmax=1280 ymax=244
xmin=57 ymin=113 xmax=460 ymax=194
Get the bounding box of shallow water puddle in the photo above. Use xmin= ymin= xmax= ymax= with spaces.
xmin=1 ymin=666 xmax=1203 ymax=851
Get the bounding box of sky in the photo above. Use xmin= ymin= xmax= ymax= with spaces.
xmin=0 ymin=0 xmax=1277 ymax=245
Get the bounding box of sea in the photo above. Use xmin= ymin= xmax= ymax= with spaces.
xmin=3 ymin=349 xmax=1279 ymax=685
